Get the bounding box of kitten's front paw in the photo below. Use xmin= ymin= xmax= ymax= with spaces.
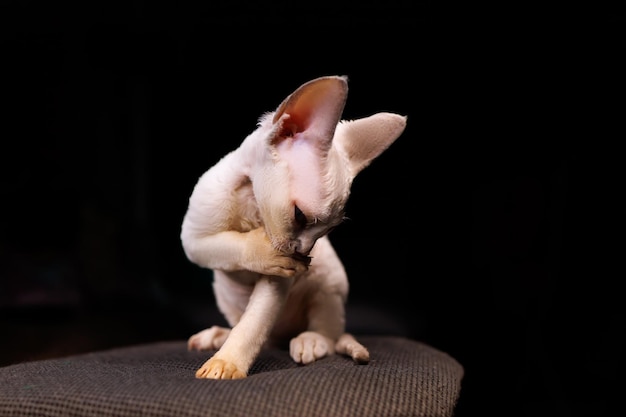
xmin=244 ymin=228 xmax=309 ymax=278
xmin=196 ymin=357 xmax=246 ymax=379
xmin=188 ymin=326 xmax=230 ymax=351
xmin=289 ymin=331 xmax=335 ymax=364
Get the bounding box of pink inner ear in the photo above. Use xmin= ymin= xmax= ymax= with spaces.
xmin=273 ymin=77 xmax=347 ymax=151
xmin=277 ymin=112 xmax=309 ymax=138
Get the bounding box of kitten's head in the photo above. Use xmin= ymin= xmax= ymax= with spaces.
xmin=250 ymin=76 xmax=406 ymax=256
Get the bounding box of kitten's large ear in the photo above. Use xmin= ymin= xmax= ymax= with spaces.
xmin=335 ymin=113 xmax=407 ymax=177
xmin=270 ymin=75 xmax=348 ymax=151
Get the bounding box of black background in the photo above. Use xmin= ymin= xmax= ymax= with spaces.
xmin=1 ymin=1 xmax=623 ymax=416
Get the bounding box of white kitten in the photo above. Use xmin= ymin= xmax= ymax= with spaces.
xmin=181 ymin=75 xmax=406 ymax=379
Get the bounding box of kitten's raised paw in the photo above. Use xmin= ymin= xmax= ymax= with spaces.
xmin=188 ymin=326 xmax=230 ymax=351
xmin=289 ymin=331 xmax=334 ymax=364
xmin=243 ymin=227 xmax=309 ymax=278
xmin=195 ymin=357 xmax=246 ymax=379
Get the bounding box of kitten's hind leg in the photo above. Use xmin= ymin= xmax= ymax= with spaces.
xmin=335 ymin=333 xmax=370 ymax=364
xmin=188 ymin=325 xmax=231 ymax=351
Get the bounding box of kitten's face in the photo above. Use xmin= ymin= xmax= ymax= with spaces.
xmin=245 ymin=75 xmax=405 ymax=258
xmin=253 ymin=146 xmax=350 ymax=256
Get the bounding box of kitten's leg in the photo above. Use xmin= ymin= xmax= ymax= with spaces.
xmin=289 ymin=244 xmax=346 ymax=363
xmin=195 ymin=275 xmax=291 ymax=379
xmin=289 ymin=237 xmax=369 ymax=365
xmin=182 ymin=227 xmax=307 ymax=278
xmin=288 ymin=291 xmax=343 ymax=365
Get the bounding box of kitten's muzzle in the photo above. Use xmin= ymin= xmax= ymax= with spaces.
xmin=271 ymin=236 xmax=312 ymax=264
xmin=274 ymin=237 xmax=311 ymax=256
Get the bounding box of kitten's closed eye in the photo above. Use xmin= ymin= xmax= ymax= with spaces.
xmin=294 ymin=205 xmax=307 ymax=231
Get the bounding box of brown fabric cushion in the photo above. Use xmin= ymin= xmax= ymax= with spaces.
xmin=0 ymin=336 xmax=463 ymax=417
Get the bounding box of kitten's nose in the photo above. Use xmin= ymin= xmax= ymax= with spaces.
xmin=295 ymin=242 xmax=314 ymax=256
xmin=282 ymin=240 xmax=311 ymax=256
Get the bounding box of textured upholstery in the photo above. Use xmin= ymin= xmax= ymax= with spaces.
xmin=0 ymin=336 xmax=463 ymax=417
